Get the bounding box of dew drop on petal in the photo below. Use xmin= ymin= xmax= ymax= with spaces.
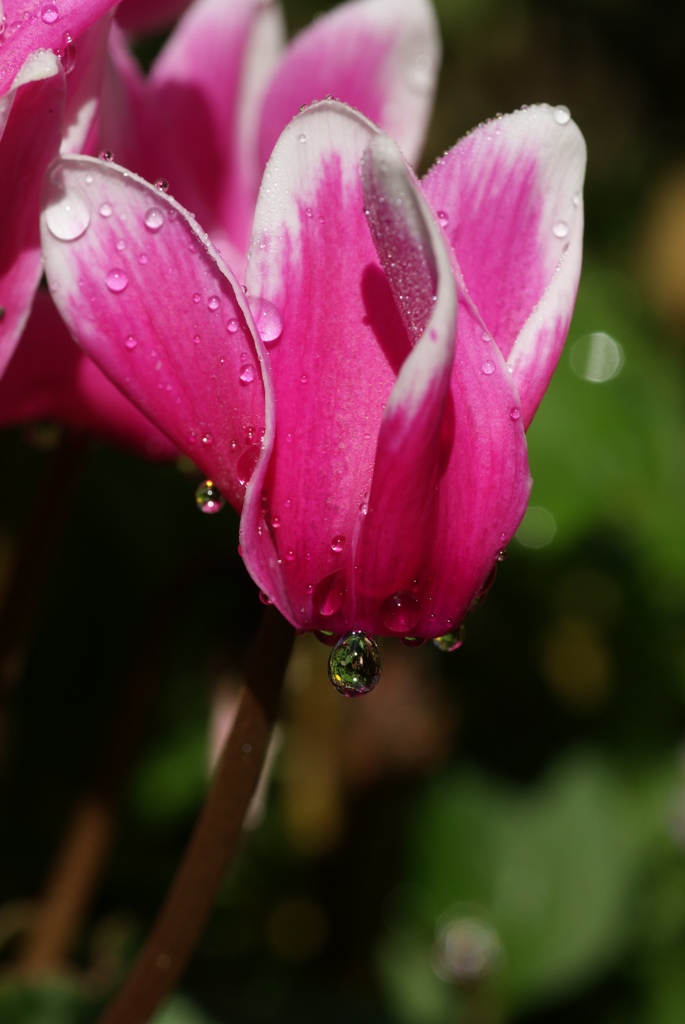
xmin=553 ymin=221 xmax=569 ymax=239
xmin=192 ymin=293 xmax=201 ymax=304
xmin=437 ymin=210 xmax=449 ymax=228
xmin=380 ymin=591 xmax=420 ymax=633
xmin=195 ymin=479 xmax=225 ymax=514
xmin=510 ymin=406 xmax=520 ymax=421
xmin=236 ymin=444 xmax=261 ymax=486
xmin=259 ymin=591 xmax=272 ymax=606
xmin=99 ymin=202 xmax=113 ymax=218
xmin=312 ymin=571 xmax=345 ymax=617
xmin=328 ymin=632 xmax=381 ymax=697
xmin=226 ymin=318 xmax=239 ymax=334
xmin=106 ymin=268 xmax=128 ymax=293
xmin=99 ymin=150 xmax=113 ymax=162
xmin=330 ymin=535 xmax=345 ymax=554
xmin=154 ymin=177 xmax=169 ymax=192
xmin=239 ymin=364 xmax=255 ymax=384
xmin=124 ymin=335 xmax=137 ymax=350
xmin=553 ymin=104 xmax=571 ymax=125
xmin=144 ymin=207 xmax=164 ymax=232
xmin=298 ymin=133 xmax=307 ymax=143
xmin=44 ymin=191 xmax=90 ymax=241
xmin=433 ymin=625 xmax=466 ymax=652
xmin=248 ymin=296 xmax=283 ymax=345
xmin=207 ymin=295 xmax=221 ymax=311
xmin=41 ymin=4 xmax=59 ymax=23
xmin=481 ymin=359 xmax=495 ymax=375
xmin=138 ymin=253 xmax=149 ymax=265
xmin=201 ymin=432 xmax=213 ymax=446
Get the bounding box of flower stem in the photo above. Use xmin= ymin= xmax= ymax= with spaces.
xmin=97 ymin=605 xmax=294 ymax=1024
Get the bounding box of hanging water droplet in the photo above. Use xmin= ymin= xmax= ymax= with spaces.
xmin=226 ymin=318 xmax=239 ymax=334
xmin=259 ymin=591 xmax=272 ymax=606
xmin=41 ymin=4 xmax=59 ymax=23
xmin=154 ymin=177 xmax=169 ymax=192
xmin=99 ymin=150 xmax=113 ymax=162
xmin=207 ymin=295 xmax=221 ymax=311
xmin=553 ymin=104 xmax=571 ymax=125
xmin=437 ymin=210 xmax=449 ymax=228
xmin=433 ymin=625 xmax=465 ymax=652
xmin=236 ymin=444 xmax=261 ymax=486
xmin=553 ymin=221 xmax=569 ymax=239
xmin=247 ymin=296 xmax=283 ymax=345
xmin=124 ymin=335 xmax=138 ymax=350
xmin=106 ymin=268 xmax=128 ymax=293
xmin=328 ymin=632 xmax=381 ymax=697
xmin=144 ymin=207 xmax=164 ymax=232
xmin=380 ymin=591 xmax=420 ymax=633
xmin=510 ymin=406 xmax=520 ymax=421
xmin=44 ymin=190 xmax=90 ymax=241
xmin=401 ymin=636 xmax=426 ymax=648
xmin=195 ymin=479 xmax=225 ymax=514
xmin=481 ymin=359 xmax=495 ymax=375
xmin=239 ymin=364 xmax=255 ymax=384
xmin=331 ymin=535 xmax=345 ymax=554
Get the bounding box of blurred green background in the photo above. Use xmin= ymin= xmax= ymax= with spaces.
xmin=3 ymin=0 xmax=685 ymax=1021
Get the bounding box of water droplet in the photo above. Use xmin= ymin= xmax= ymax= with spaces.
xmin=259 ymin=591 xmax=272 ymax=606
xmin=380 ymin=591 xmax=420 ymax=633
xmin=144 ymin=207 xmax=164 ymax=232
xmin=312 ymin=571 xmax=345 ymax=617
xmin=314 ymin=630 xmax=338 ymax=647
xmin=114 ymin=240 xmax=125 ymax=252
xmin=359 ymin=500 xmax=369 ymax=516
xmin=207 ymin=295 xmax=220 ymax=311
xmin=330 ymin=535 xmax=345 ymax=554
xmin=154 ymin=177 xmax=169 ymax=192
xmin=496 ymin=549 xmax=508 ymax=562
xmin=193 ymin=334 xmax=201 ymax=345
xmin=553 ymin=221 xmax=569 ymax=239
xmin=433 ymin=625 xmax=465 ymax=652
xmin=195 ymin=479 xmax=225 ymax=514
xmin=138 ymin=253 xmax=149 ymax=265
xmin=236 ymin=444 xmax=261 ymax=486
xmin=239 ymin=364 xmax=255 ymax=384
xmin=226 ymin=318 xmax=239 ymax=333
xmin=401 ymin=636 xmax=426 ymax=648
xmin=573 ymin=191 xmax=581 ymax=207
xmin=124 ymin=335 xmax=137 ymax=350
xmin=285 ymin=549 xmax=295 ymax=562
xmin=59 ymin=33 xmax=77 ymax=74
xmin=248 ymin=296 xmax=283 ymax=345
xmin=510 ymin=406 xmax=520 ymax=421
xmin=300 ymin=374 xmax=308 ymax=384
xmin=328 ymin=633 xmax=381 ymax=697
xmin=298 ymin=133 xmax=307 ymax=143
xmin=481 ymin=359 xmax=495 ymax=375
xmin=99 ymin=150 xmax=113 ymax=162
xmin=201 ymin=433 xmax=213 ymax=446
xmin=99 ymin=201 xmax=112 ymax=218
xmin=41 ymin=4 xmax=59 ymax=23
xmin=44 ymin=190 xmax=90 ymax=241
xmin=106 ymin=268 xmax=128 ymax=293
xmin=553 ymin=104 xmax=571 ymax=125
xmin=437 ymin=210 xmax=449 ymax=227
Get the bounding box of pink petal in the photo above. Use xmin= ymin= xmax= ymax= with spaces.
xmin=0 ymin=51 xmax=65 ymax=377
xmin=115 ymin=0 xmax=192 ymax=35
xmin=40 ymin=156 xmax=268 ymax=511
xmin=0 ymin=0 xmax=119 ymax=95
xmin=241 ymin=101 xmax=398 ymax=628
xmin=259 ymin=0 xmax=439 ymax=171
xmin=358 ymin=135 xmax=531 ymax=636
xmin=61 ymin=11 xmax=114 ymax=155
xmin=422 ymin=104 xmax=586 ymax=427
xmin=138 ymin=0 xmax=283 ymax=256
xmin=0 ymin=291 xmax=176 ymax=459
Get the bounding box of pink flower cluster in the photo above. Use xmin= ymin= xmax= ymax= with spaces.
xmin=1 ymin=0 xmax=585 ymax=647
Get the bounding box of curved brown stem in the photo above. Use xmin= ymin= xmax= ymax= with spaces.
xmin=97 ymin=605 xmax=294 ymax=1024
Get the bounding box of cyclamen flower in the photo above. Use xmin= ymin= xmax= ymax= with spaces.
xmin=41 ymin=100 xmax=585 ymax=660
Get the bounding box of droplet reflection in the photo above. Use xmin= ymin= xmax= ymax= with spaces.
xmin=328 ymin=632 xmax=381 ymax=697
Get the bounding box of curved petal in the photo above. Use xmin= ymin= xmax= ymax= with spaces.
xmin=0 ymin=0 xmax=118 ymax=94
xmin=422 ymin=104 xmax=586 ymax=427
xmin=0 ymin=51 xmax=65 ymax=377
xmin=356 ymin=134 xmax=530 ymax=636
xmin=141 ymin=0 xmax=284 ymax=256
xmin=61 ymin=10 xmax=114 ymax=155
xmin=259 ymin=0 xmax=439 ymax=171
xmin=40 ymin=156 xmax=268 ymax=511
xmin=241 ymin=101 xmax=399 ymax=629
xmin=0 ymin=291 xmax=176 ymax=459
